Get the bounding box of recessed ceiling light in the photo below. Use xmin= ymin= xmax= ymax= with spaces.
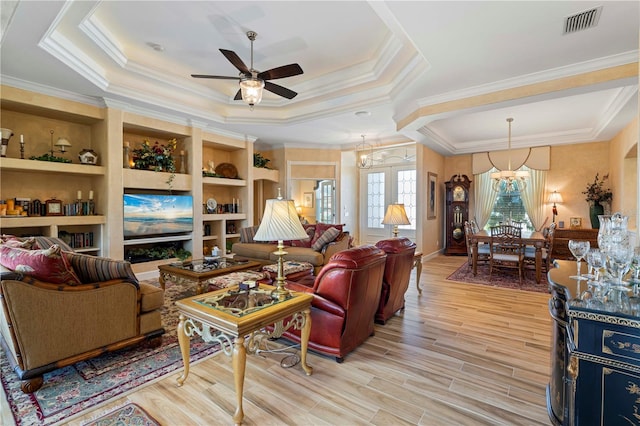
xmin=147 ymin=42 xmax=165 ymax=52
xmin=355 ymin=111 xmax=371 ymax=117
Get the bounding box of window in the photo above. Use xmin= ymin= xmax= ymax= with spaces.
xmin=366 ymin=172 xmax=385 ymax=228
xmin=486 ymin=180 xmax=533 ymax=231
xmin=396 ymin=169 xmax=417 ymax=230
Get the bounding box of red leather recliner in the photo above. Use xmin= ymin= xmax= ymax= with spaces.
xmin=283 ymin=245 xmax=386 ymax=362
xmin=375 ymin=237 xmax=417 ymax=324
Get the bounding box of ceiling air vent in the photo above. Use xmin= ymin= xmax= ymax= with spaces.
xmin=564 ymin=6 xmax=602 ymax=34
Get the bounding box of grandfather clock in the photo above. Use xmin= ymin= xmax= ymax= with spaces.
xmin=444 ymin=174 xmax=471 ymax=255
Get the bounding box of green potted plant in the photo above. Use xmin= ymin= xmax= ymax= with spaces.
xmin=253 ymin=152 xmax=271 ymax=168
xmin=582 ymin=173 xmax=612 ymax=228
xmin=132 ymin=138 xmax=177 ymax=188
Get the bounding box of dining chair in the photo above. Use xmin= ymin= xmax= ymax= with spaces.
xmin=489 ymin=224 xmax=525 ymax=283
xmin=524 ymin=222 xmax=556 ymax=274
xmin=464 ymin=221 xmax=490 ymax=269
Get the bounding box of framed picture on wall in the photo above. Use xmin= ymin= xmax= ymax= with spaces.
xmin=303 ymin=192 xmax=314 ymax=208
xmin=427 ymin=172 xmax=437 ymax=220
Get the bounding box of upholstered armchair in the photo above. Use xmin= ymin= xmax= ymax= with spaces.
xmin=0 ymin=237 xmax=165 ymax=393
xmin=374 ymin=237 xmax=416 ymax=325
xmin=283 ymin=245 xmax=386 ymax=362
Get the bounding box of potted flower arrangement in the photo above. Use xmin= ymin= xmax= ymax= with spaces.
xmin=582 ymin=173 xmax=612 ymax=228
xmin=132 ymin=138 xmax=177 ymax=172
xmin=132 ymin=138 xmax=177 ymax=188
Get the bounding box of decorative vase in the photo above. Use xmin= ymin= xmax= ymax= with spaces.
xmin=589 ymin=202 xmax=605 ymax=228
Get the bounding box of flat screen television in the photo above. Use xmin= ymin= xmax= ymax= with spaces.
xmin=123 ymin=194 xmax=193 ymax=238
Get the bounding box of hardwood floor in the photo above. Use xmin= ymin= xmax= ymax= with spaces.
xmin=6 ymin=255 xmax=554 ymax=425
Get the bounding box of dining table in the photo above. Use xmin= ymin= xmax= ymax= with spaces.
xmin=469 ymin=229 xmax=547 ymax=283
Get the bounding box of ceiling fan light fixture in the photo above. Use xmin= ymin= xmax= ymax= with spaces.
xmin=240 ymin=76 xmax=264 ymax=108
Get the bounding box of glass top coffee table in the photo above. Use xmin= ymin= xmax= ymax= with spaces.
xmin=175 ymin=283 xmax=313 ymax=425
xmin=158 ymin=258 xmax=262 ymax=294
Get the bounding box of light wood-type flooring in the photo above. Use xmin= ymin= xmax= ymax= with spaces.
xmin=2 ymin=255 xmax=553 ymax=425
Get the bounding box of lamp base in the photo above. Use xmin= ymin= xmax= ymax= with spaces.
xmin=271 ymin=242 xmax=290 ymax=301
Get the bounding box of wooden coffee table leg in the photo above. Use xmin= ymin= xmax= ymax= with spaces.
xmin=176 ymin=314 xmax=190 ymax=386
xmin=232 ymin=336 xmax=247 ymax=425
xmin=300 ymin=307 xmax=313 ymax=376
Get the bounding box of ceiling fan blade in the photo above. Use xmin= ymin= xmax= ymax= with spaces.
xmin=233 ymin=89 xmax=242 ymax=101
xmin=258 ymin=64 xmax=303 ymax=80
xmin=191 ymin=74 xmax=239 ymax=80
xmin=219 ymin=49 xmax=250 ymax=74
xmin=264 ymin=81 xmax=297 ymax=99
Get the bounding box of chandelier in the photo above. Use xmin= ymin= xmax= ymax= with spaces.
xmin=356 ymin=134 xmax=372 ymax=169
xmin=490 ymin=118 xmax=529 ymax=192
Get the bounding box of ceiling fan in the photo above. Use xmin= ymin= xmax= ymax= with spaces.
xmin=191 ymin=31 xmax=303 ymax=108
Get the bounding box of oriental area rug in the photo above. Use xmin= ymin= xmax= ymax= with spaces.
xmin=81 ymin=402 xmax=160 ymax=426
xmin=1 ymin=280 xmax=221 ymax=426
xmin=447 ymin=261 xmax=549 ymax=293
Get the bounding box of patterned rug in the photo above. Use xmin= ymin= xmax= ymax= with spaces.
xmin=1 ymin=280 xmax=221 ymax=425
xmin=446 ymin=261 xmax=549 ymax=293
xmin=81 ymin=402 xmax=160 ymax=426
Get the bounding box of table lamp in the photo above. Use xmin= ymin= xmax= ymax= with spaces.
xmin=547 ymin=190 xmax=563 ymax=223
xmin=382 ymin=203 xmax=410 ymax=237
xmin=254 ymin=192 xmax=308 ymax=300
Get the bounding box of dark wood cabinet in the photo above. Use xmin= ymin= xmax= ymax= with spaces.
xmin=444 ymin=174 xmax=471 ymax=256
xmin=551 ymin=228 xmax=599 ymax=260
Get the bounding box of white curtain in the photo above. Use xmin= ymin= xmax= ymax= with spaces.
xmin=473 ymin=170 xmax=499 ymax=229
xmin=520 ymin=165 xmax=548 ymax=231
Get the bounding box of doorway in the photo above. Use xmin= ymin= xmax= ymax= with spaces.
xmin=359 ymin=165 xmax=417 ymax=245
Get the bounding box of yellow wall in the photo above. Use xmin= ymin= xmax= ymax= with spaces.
xmin=608 ymin=117 xmax=638 ymax=230
xmin=546 ymin=141 xmax=610 ymax=228
xmin=419 ymin=144 xmax=445 ymax=257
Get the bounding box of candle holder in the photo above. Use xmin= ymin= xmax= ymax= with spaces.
xmin=123 ymin=143 xmax=130 ymax=168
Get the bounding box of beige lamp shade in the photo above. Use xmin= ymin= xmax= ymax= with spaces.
xmin=55 ymin=137 xmax=72 ymax=152
xmin=254 ymin=198 xmax=308 ymax=241
xmin=547 ymin=191 xmax=563 ymax=204
xmin=382 ymin=204 xmax=410 ymax=226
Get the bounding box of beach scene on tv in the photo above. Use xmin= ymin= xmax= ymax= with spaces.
xmin=124 ymin=194 xmax=193 ymax=238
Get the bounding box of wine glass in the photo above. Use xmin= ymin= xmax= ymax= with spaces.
xmin=629 ymin=283 xmax=640 ymax=316
xmin=568 ymin=239 xmax=590 ymax=281
xmin=585 ymin=248 xmax=604 ymax=280
xmin=608 ymin=244 xmax=633 ymax=285
xmin=629 ymin=247 xmax=640 ymax=284
xmin=604 ymin=285 xmax=632 ymax=314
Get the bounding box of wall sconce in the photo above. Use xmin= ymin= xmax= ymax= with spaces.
xmin=547 ymin=190 xmax=563 ymax=223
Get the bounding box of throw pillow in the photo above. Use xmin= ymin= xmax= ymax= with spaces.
xmin=312 ymin=227 xmax=341 ymax=251
xmin=32 ymin=236 xmax=75 ymax=252
xmin=1 ymin=236 xmax=35 ymax=249
xmin=311 ymin=223 xmax=344 ymax=246
xmin=290 ymin=226 xmax=315 ymax=248
xmin=64 ymin=252 xmax=139 ymax=286
xmin=240 ymin=225 xmax=260 ymax=243
xmin=0 ymin=244 xmax=81 ymax=285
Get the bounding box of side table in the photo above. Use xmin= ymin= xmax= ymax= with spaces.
xmin=175 ymin=284 xmax=313 ymax=425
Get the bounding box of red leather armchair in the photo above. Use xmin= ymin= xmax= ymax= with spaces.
xmin=375 ymin=237 xmax=417 ymax=324
xmin=283 ymin=245 xmax=386 ymax=362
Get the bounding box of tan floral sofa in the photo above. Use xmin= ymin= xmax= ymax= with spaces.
xmin=0 ymin=236 xmax=165 ymax=393
xmin=231 ymin=223 xmax=350 ymax=274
